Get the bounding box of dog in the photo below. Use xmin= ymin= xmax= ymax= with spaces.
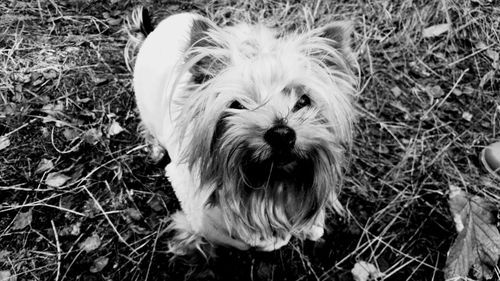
xmin=125 ymin=7 xmax=357 ymax=255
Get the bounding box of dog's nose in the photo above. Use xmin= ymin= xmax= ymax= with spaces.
xmin=264 ymin=125 xmax=296 ymax=150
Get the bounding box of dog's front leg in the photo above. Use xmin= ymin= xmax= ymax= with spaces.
xmin=201 ymin=206 xmax=251 ymax=251
xmin=167 ymin=206 xmax=250 ymax=255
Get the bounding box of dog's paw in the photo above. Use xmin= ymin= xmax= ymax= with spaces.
xmin=166 ymin=211 xmax=207 ymax=256
xmin=149 ymin=143 xmax=166 ymax=162
xmin=138 ymin=123 xmax=168 ymax=164
xmin=201 ymin=207 xmax=251 ymax=251
xmin=253 ymin=234 xmax=291 ymax=251
xmin=305 ymin=225 xmax=324 ymax=241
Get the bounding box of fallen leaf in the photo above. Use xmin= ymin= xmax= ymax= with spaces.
xmin=13 ymin=92 xmax=24 ymax=103
xmin=106 ymin=17 xmax=122 ymax=26
xmin=351 ymin=261 xmax=385 ymax=281
xmin=409 ymin=61 xmax=431 ymax=77
xmin=422 ymin=23 xmax=451 ymax=38
xmin=463 ymin=87 xmax=475 ymax=95
xmin=14 ymin=84 xmax=22 ymax=93
xmin=129 ymin=224 xmax=148 ymax=234
xmin=92 ymin=76 xmax=108 ymax=85
xmin=486 ymin=49 xmax=499 ymax=62
xmin=63 ymin=127 xmax=79 ymax=141
xmin=476 ymin=41 xmax=488 ymax=50
xmin=90 ymin=256 xmax=109 ymax=273
xmin=125 ymin=208 xmax=142 ymax=221
xmin=42 ymin=69 xmax=58 ymax=80
xmin=390 ymin=101 xmax=410 ymax=115
xmin=148 ymin=196 xmax=164 ymax=212
xmin=473 ymin=263 xmax=494 ymax=280
xmin=0 ymin=271 xmax=13 ymax=281
xmin=41 ymin=101 xmax=64 ymax=117
xmin=11 ymin=72 xmax=30 ymax=83
xmin=0 ymin=103 xmax=17 ymax=117
xmin=79 ymin=234 xmax=101 ymax=253
xmin=32 ymin=78 xmax=44 ymax=87
xmin=0 ymin=250 xmax=11 ymax=262
xmin=41 ymin=127 xmax=50 ymax=138
xmin=0 ymin=136 xmax=10 ymax=151
xmin=82 ymin=199 xmax=99 ymax=217
xmin=479 ymin=70 xmax=495 ymax=88
xmin=444 ymin=186 xmax=500 ymax=280
xmin=80 ymin=110 xmax=96 ymax=120
xmin=83 ymin=128 xmax=102 ymax=145
xmin=493 ymin=61 xmax=500 ymax=70
xmin=59 ymin=222 xmax=81 ymax=236
xmin=481 ymin=121 xmax=491 ymax=128
xmin=35 ymin=159 xmax=54 ymax=174
xmin=77 ymin=97 xmax=92 ymax=103
xmin=462 ymin=111 xmax=473 ymax=122
xmin=108 ymin=120 xmax=124 ymax=136
xmin=102 ymin=12 xmax=121 ymax=26
xmin=428 ymin=85 xmax=444 ymax=98
xmin=45 ymin=172 xmax=71 ymax=188
xmin=452 ymin=88 xmax=463 ymax=96
xmin=390 ymin=86 xmax=402 ymax=97
xmin=12 ymin=209 xmax=32 ymax=230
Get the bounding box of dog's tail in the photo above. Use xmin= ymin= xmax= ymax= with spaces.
xmin=123 ymin=6 xmax=154 ymax=71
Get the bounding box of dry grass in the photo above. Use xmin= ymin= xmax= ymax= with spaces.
xmin=1 ymin=0 xmax=499 ymax=280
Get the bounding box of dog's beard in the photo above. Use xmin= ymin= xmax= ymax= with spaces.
xmin=203 ymin=115 xmax=343 ymax=243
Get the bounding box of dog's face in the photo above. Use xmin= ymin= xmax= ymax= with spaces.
xmin=175 ymin=19 xmax=357 ymax=244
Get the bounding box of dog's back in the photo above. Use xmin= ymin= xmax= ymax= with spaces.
xmin=127 ymin=10 xmax=207 ymax=161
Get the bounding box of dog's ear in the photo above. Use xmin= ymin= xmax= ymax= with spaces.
xmin=318 ymin=21 xmax=356 ymax=66
xmin=188 ymin=17 xmax=220 ymax=84
xmin=189 ymin=18 xmax=216 ymax=48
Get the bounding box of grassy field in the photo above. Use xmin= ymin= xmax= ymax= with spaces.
xmin=1 ymin=0 xmax=499 ymax=280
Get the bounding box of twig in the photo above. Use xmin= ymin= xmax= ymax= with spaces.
xmin=1 ymin=119 xmax=37 ymax=138
xmin=422 ymin=68 xmax=469 ymax=118
xmin=383 ymin=257 xmax=416 ymax=280
xmin=0 ymin=185 xmax=56 ymax=192
xmin=436 ymin=69 xmax=468 ymax=109
xmin=1 ymin=201 xmax=86 ymax=217
xmin=145 ymin=221 xmax=164 ymax=281
xmin=61 ymin=250 xmax=83 ymax=281
xmin=291 ymin=243 xmax=320 ymax=281
xmin=81 ymin=184 xmax=138 ymax=254
xmin=50 ymin=127 xmax=84 ymax=154
xmin=448 ymin=44 xmax=494 ymax=67
xmin=51 ymin=220 xmax=62 ymax=281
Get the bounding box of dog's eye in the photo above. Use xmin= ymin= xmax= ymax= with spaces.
xmin=293 ymin=95 xmax=311 ymax=111
xmin=229 ymin=100 xmax=246 ymax=110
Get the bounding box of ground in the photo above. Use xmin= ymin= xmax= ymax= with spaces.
xmin=1 ymin=0 xmax=499 ymax=280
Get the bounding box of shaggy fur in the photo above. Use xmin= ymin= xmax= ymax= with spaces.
xmin=125 ymin=7 xmax=358 ymax=254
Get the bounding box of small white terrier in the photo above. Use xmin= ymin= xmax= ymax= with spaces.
xmin=125 ymin=7 xmax=357 ymax=255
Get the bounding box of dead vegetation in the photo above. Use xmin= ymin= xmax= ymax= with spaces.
xmin=0 ymin=0 xmax=499 ymax=280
